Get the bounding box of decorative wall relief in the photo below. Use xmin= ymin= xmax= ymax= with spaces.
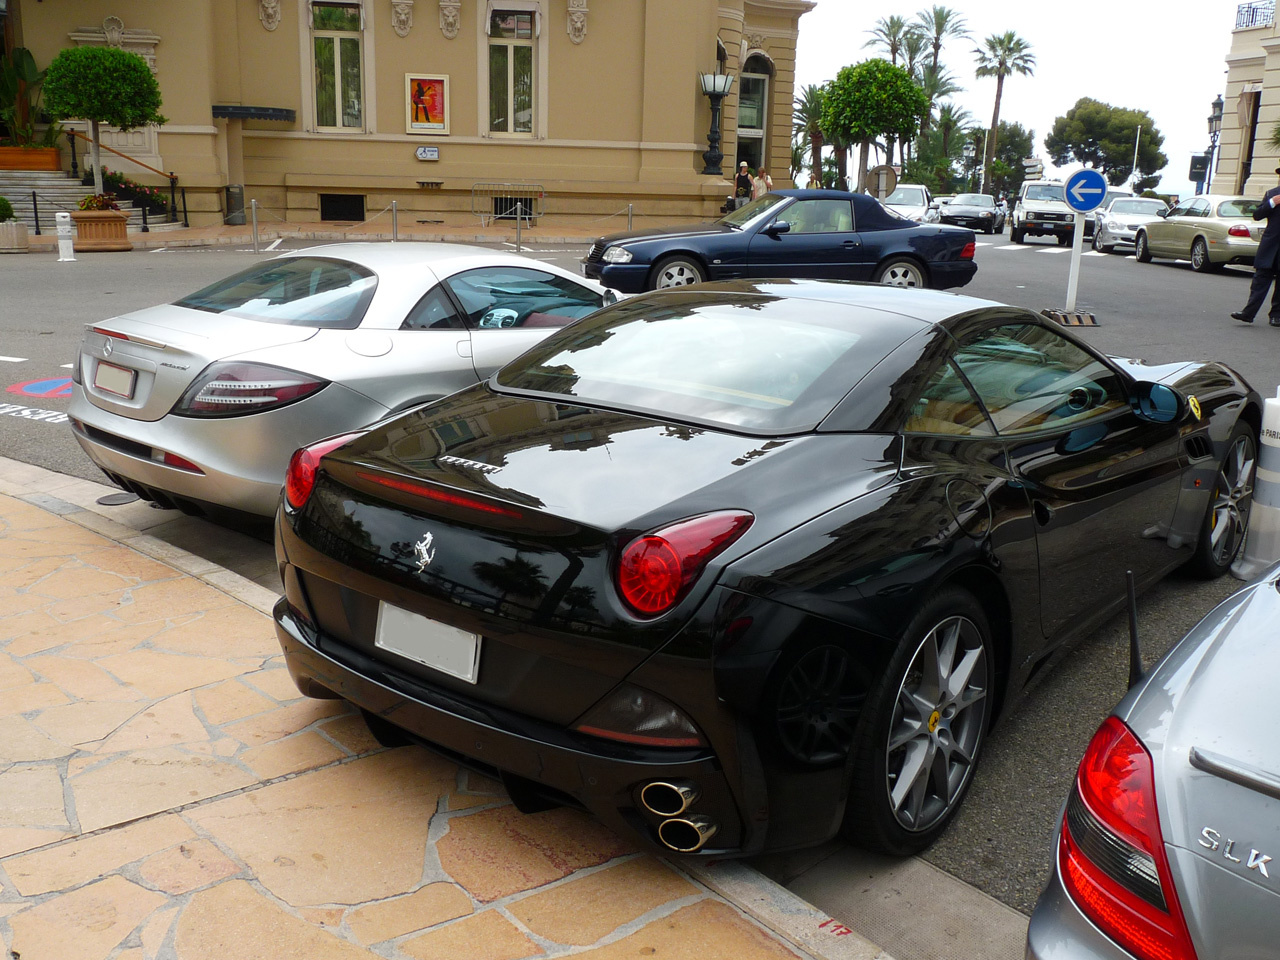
xmin=259 ymin=0 xmax=282 ymax=31
xmin=67 ymin=18 xmax=161 ymax=73
xmin=392 ymin=1 xmax=415 ymax=37
xmin=439 ymin=0 xmax=461 ymax=39
xmin=567 ymin=0 xmax=587 ymax=44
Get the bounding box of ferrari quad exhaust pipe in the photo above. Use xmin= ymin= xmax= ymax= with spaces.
xmin=657 ymin=816 xmax=718 ymax=853
xmin=640 ymin=780 xmax=699 ymax=817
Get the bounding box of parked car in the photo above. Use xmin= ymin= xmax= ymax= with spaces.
xmin=1011 ymin=180 xmax=1074 ymax=245
xmin=582 ymin=189 xmax=976 ymax=293
xmin=68 ymin=243 xmax=612 ymax=523
xmin=1084 ymin=188 xmax=1134 ymax=239
xmin=1026 ymin=563 xmax=1277 ymax=960
xmin=939 ymin=193 xmax=1001 ymax=234
xmin=882 ymin=183 xmax=935 ymax=222
xmin=1134 ymin=195 xmax=1261 ymax=272
xmin=273 ymin=278 xmax=1258 ymax=860
xmin=1092 ymin=197 xmax=1170 ymax=253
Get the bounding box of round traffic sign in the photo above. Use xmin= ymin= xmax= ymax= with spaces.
xmin=1064 ymin=169 xmax=1108 ymax=213
xmin=867 ymin=164 xmax=898 ymax=199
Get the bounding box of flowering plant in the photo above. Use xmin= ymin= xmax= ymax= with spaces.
xmin=78 ymin=193 xmax=121 ymax=211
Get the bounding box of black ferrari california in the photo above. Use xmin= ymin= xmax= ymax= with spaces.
xmin=272 ymin=279 xmax=1258 ymax=858
xmin=582 ymin=189 xmax=977 ymax=292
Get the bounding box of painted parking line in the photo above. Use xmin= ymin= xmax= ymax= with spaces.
xmin=0 ymin=403 xmax=68 ymax=424
xmin=60 ymin=363 xmax=73 ymax=369
xmin=0 ymin=356 xmax=28 ymax=363
xmin=265 ymin=238 xmax=283 ymax=251
xmin=1039 ymin=248 xmax=1071 ymax=254
xmin=995 ymin=245 xmax=1033 ymax=251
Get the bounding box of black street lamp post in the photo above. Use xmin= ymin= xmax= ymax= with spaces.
xmin=700 ymin=71 xmax=734 ymax=176
xmin=1206 ymin=93 xmax=1224 ymax=194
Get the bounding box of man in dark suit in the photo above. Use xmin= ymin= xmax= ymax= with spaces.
xmin=1233 ymin=167 xmax=1280 ymax=324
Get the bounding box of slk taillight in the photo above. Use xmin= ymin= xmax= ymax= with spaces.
xmin=616 ymin=511 xmax=753 ymax=617
xmin=284 ymin=433 xmax=363 ymax=510
xmin=960 ymin=242 xmax=976 ymax=259
xmin=1059 ymin=716 xmax=1197 ymax=960
xmin=173 ymin=362 xmax=328 ymax=417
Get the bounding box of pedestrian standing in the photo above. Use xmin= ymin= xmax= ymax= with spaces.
xmin=1234 ymin=166 xmax=1280 ymax=325
xmin=806 ymin=171 xmax=822 ymax=189
xmin=734 ymin=161 xmax=754 ymax=209
xmin=752 ymin=166 xmax=774 ymax=200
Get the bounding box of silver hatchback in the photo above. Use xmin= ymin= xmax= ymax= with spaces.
xmin=1027 ymin=562 xmax=1280 ymax=960
xmin=68 ymin=243 xmax=610 ymax=521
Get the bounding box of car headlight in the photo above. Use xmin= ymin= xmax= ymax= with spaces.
xmin=980 ymin=211 xmax=992 ymax=217
xmin=1106 ymin=221 xmax=1122 ymax=231
xmin=602 ymin=246 xmax=634 ymax=264
xmin=1027 ymin=212 xmax=1038 ymax=221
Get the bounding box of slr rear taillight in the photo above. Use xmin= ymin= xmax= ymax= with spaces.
xmin=174 ymin=362 xmax=328 ymax=417
xmin=616 ymin=511 xmax=753 ymax=617
xmin=1059 ymin=716 xmax=1197 ymax=960
xmin=284 ymin=433 xmax=363 ymax=510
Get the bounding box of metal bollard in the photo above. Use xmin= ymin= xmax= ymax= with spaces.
xmin=55 ymin=211 xmax=75 ymax=262
xmin=31 ymin=191 xmax=40 ymax=235
xmin=392 ymin=200 xmax=398 ymax=242
xmin=516 ymin=201 xmax=523 ymax=252
xmin=628 ymin=203 xmax=633 ymax=230
xmin=251 ymin=199 xmax=259 ymax=255
xmin=1233 ymin=388 xmax=1280 ymax=580
xmin=141 ymin=204 xmax=149 ymax=233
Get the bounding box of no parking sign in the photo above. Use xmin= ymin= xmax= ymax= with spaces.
xmin=6 ymin=377 xmax=74 ymax=399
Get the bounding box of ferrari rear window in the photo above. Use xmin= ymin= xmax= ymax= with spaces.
xmin=175 ymin=257 xmax=377 ymax=329
xmin=494 ymin=293 xmax=907 ymax=433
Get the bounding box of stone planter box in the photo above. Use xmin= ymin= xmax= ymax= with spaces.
xmin=70 ymin=209 xmax=132 ymax=252
xmin=0 ymin=221 xmax=29 ymax=253
xmin=0 ymin=146 xmax=61 ymax=171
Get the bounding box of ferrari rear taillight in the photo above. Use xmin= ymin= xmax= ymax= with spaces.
xmin=616 ymin=511 xmax=753 ymax=617
xmin=1059 ymin=716 xmax=1197 ymax=960
xmin=284 ymin=433 xmax=364 ymax=510
xmin=173 ymin=362 xmax=328 ymax=417
xmin=960 ymin=242 xmax=976 ymax=259
xmin=1228 ymin=224 xmax=1251 ymax=238
xmin=355 ymin=472 xmax=523 ymax=518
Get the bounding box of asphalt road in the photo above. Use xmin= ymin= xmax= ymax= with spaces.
xmin=0 ymin=235 xmax=1274 ymax=916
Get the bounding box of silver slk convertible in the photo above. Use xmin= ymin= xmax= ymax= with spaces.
xmin=1027 ymin=566 xmax=1280 ymax=960
xmin=68 ymin=243 xmax=611 ymax=522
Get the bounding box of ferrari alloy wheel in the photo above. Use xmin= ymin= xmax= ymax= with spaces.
xmin=1134 ymin=231 xmax=1152 ymax=262
xmin=876 ymin=258 xmax=926 ymax=288
xmin=773 ymin=644 xmax=870 ymax=765
xmin=651 ymin=256 xmax=705 ymax=289
xmin=844 ymin=588 xmax=992 ymax=855
xmin=1188 ymin=423 xmax=1256 ymax=578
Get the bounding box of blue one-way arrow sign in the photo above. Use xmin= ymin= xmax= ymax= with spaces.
xmin=1064 ymin=168 xmax=1108 ymax=213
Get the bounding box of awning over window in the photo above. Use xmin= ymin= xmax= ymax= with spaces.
xmin=213 ymin=105 xmax=297 ymax=122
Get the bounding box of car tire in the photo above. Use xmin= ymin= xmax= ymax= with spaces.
xmin=1190 ymin=237 xmax=1220 ymax=273
xmin=1092 ymin=231 xmax=1111 ymax=253
xmin=650 ymin=255 xmax=706 ymax=290
xmin=1010 ymin=227 xmax=1024 ymax=244
xmin=1186 ymin=421 xmax=1257 ymax=579
xmin=874 ymin=258 xmax=927 ymax=288
xmin=1057 ymin=232 xmax=1071 ymax=246
xmin=842 ymin=587 xmax=994 ymax=856
xmin=1134 ymin=231 xmax=1152 ymax=262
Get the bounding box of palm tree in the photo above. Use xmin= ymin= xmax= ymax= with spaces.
xmin=792 ymin=84 xmax=825 ymax=184
xmin=974 ymin=31 xmax=1035 ymax=189
xmin=916 ymin=6 xmax=969 ymax=74
xmin=864 ymin=15 xmax=913 ymax=67
xmin=934 ymin=102 xmax=972 ymax=159
xmin=917 ymin=65 xmax=961 ymax=139
xmin=902 ymin=30 xmax=929 ymax=80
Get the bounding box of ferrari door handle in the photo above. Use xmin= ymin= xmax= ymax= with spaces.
xmin=1033 ymin=501 xmax=1055 ymax=526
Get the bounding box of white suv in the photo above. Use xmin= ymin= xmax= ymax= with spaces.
xmin=1011 ymin=180 xmax=1074 ymax=245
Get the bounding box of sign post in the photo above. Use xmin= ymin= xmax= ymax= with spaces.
xmin=1062 ymin=168 xmax=1107 ymax=314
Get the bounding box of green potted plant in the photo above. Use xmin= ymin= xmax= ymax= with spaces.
xmin=70 ymin=192 xmax=131 ymax=252
xmin=0 ymin=195 xmax=29 ymax=253
xmin=0 ymin=47 xmax=62 ymax=170
xmin=44 ymin=46 xmax=166 ymax=197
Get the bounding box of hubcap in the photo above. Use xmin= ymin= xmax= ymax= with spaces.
xmin=1209 ymin=435 xmax=1256 ymax=566
xmin=775 ymin=645 xmax=868 ymax=764
xmin=657 ymin=263 xmax=700 ymax=288
xmin=1193 ymin=244 xmax=1205 ymax=268
xmin=885 ymin=615 xmax=988 ymax=833
xmin=880 ymin=263 xmax=921 ymax=288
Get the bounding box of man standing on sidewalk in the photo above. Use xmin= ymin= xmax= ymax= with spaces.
xmin=1233 ymin=166 xmax=1280 ymax=325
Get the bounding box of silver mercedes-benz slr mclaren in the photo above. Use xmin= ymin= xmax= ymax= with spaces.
xmin=1027 ymin=565 xmax=1280 ymax=960
xmin=67 ymin=243 xmax=611 ymax=523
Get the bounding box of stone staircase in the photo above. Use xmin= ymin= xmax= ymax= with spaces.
xmin=0 ymin=170 xmax=183 ymax=233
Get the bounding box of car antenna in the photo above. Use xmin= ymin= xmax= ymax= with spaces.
xmin=1125 ymin=570 xmax=1144 ymax=689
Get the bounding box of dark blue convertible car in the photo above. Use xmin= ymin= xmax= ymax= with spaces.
xmin=583 ymin=189 xmax=977 ymax=293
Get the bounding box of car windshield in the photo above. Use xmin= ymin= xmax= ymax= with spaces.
xmin=1218 ymin=199 xmax=1260 ymax=218
xmin=716 ymin=193 xmax=789 ymax=228
xmin=1023 ymin=185 xmax=1065 ymax=203
xmin=885 ymin=187 xmax=926 ymax=206
xmin=953 ymin=194 xmax=993 ymax=207
xmin=174 ymin=257 xmax=377 ymax=329
xmin=494 ymin=294 xmax=903 ymax=433
xmin=1109 ymin=199 xmax=1166 ymax=216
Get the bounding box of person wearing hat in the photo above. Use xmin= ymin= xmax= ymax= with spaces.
xmin=734 ymin=162 xmax=754 ymax=209
xmin=1233 ymin=165 xmax=1280 ymax=324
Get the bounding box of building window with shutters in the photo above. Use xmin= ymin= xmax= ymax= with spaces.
xmin=488 ymin=10 xmax=535 ymax=135
xmin=312 ymin=1 xmax=364 ymax=131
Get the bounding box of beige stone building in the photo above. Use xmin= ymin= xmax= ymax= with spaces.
xmin=1220 ymin=0 xmax=1280 ymax=196
xmin=2 ymin=0 xmax=814 ymax=227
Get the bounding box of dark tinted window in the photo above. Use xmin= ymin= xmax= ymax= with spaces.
xmin=402 ymin=286 xmax=466 ymax=330
xmin=175 ymin=257 xmax=376 ymax=329
xmin=495 ymin=294 xmax=910 ymax=433
xmin=445 ymin=266 xmax=603 ymax=329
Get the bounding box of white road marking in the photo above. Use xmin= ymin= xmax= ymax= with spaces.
xmin=1082 ymin=251 xmax=1108 ymax=257
xmin=150 ymin=247 xmax=167 ymax=253
xmin=995 ymin=245 xmax=1033 ymax=251
xmin=265 ymin=238 xmax=283 ymax=251
xmin=60 ymin=363 xmax=73 ymax=369
xmin=974 ymin=241 xmax=994 ymax=247
xmin=1039 ymin=247 xmax=1071 ymax=254
xmin=0 ymin=403 xmax=68 ymax=424
xmin=0 ymin=356 xmax=28 ymax=363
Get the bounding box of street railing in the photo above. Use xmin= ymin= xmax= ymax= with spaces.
xmin=1237 ymin=0 xmax=1274 ymax=29
xmin=471 ymin=182 xmax=545 ymax=226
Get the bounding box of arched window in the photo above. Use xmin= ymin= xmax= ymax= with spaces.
xmin=736 ymin=53 xmax=774 ymax=172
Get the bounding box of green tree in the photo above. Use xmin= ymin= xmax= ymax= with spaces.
xmin=973 ymin=31 xmax=1035 ymax=190
xmin=822 ymin=59 xmax=927 ymax=191
xmin=1044 ymin=97 xmax=1167 ymax=186
xmin=988 ymin=120 xmax=1034 ymax=195
xmin=916 ymin=5 xmax=969 ymax=75
xmin=863 ymin=16 xmax=919 ymax=166
xmin=0 ymin=47 xmax=52 ymax=147
xmin=44 ymin=46 xmax=167 ymax=196
xmin=793 ymin=84 xmax=825 ymax=184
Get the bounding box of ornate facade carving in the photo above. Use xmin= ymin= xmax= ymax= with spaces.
xmin=439 ymin=0 xmax=461 ymax=39
xmin=259 ymin=0 xmax=282 ymax=31
xmin=567 ymin=0 xmax=587 ymax=44
xmin=67 ymin=18 xmax=161 ymax=74
xmin=392 ymin=1 xmax=415 ymax=37
xmin=743 ymin=33 xmax=766 ymax=51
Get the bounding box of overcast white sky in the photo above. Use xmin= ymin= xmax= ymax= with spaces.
xmin=793 ymin=0 xmax=1237 ymax=198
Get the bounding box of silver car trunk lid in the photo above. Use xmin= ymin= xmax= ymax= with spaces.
xmin=79 ymin=304 xmax=318 ymax=422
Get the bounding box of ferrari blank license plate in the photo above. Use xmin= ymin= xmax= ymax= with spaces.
xmin=374 ymin=602 xmax=481 ymax=683
xmin=94 ymin=360 xmax=136 ymax=399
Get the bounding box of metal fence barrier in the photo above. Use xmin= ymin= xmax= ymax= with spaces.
xmin=471 ymin=182 xmax=545 ymax=226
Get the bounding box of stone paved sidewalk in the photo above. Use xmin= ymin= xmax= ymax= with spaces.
xmin=0 ymin=490 xmax=822 ymax=960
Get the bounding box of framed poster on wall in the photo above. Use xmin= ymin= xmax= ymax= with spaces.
xmin=406 ymin=74 xmax=450 ymax=134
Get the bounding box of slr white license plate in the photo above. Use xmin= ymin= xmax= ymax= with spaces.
xmin=94 ymin=360 xmax=136 ymax=399
xmin=374 ymin=602 xmax=481 ymax=684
